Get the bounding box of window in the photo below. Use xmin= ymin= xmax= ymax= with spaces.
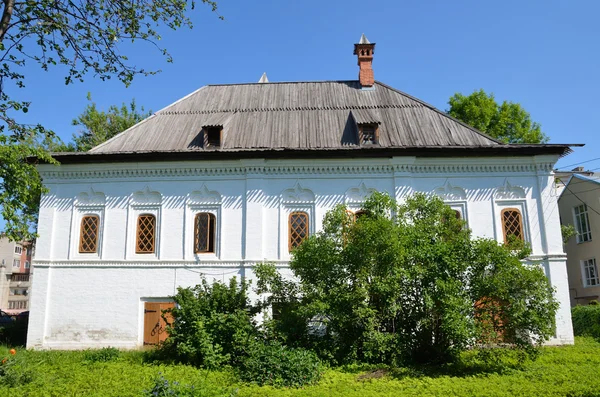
xmin=583 ymin=258 xmax=599 ymax=287
xmin=289 ymin=211 xmax=309 ymax=251
xmin=194 ymin=213 xmax=216 ymax=253
xmin=501 ymin=208 xmax=524 ymax=242
xmin=10 ymin=289 xmax=26 ymax=296
xmin=574 ymin=204 xmax=592 ymax=243
xmin=354 ymin=210 xmax=368 ymax=220
xmin=79 ymin=215 xmax=100 ymax=253
xmin=358 ymin=123 xmax=378 ymax=145
xmin=136 ymin=214 xmax=156 ymax=254
xmin=8 ymin=301 xmax=27 ymax=310
xmin=453 ymin=210 xmax=462 ymax=220
xmin=12 ymin=259 xmax=20 ymax=268
xmin=204 ymin=126 xmax=222 ymax=148
xmin=24 ymin=261 xmax=30 ymax=269
xmin=14 ymin=246 xmax=22 ymax=254
xmin=26 ymin=247 xmax=32 ymax=256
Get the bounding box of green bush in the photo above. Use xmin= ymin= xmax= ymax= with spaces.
xmin=572 ymin=305 xmax=600 ymax=338
xmin=238 ymin=342 xmax=323 ymax=387
xmin=84 ymin=347 xmax=121 ymax=363
xmin=0 ymin=353 xmax=35 ymax=387
xmin=162 ymin=278 xmax=259 ymax=369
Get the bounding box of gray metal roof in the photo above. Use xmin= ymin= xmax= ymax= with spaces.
xmin=90 ymin=80 xmax=505 ymax=154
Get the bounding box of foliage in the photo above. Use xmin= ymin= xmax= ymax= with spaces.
xmin=0 ymin=0 xmax=221 ymax=239
xmin=2 ymin=339 xmax=600 ymax=396
xmin=561 ymin=224 xmax=577 ymax=244
xmin=83 ymin=347 xmax=121 ymax=363
xmin=144 ymin=372 xmax=236 ymax=397
xmin=238 ymin=342 xmax=323 ymax=388
xmin=162 ymin=278 xmax=259 ymax=369
xmin=49 ymin=93 xmax=152 ymax=152
xmin=0 ymin=314 xmax=28 ymax=346
xmin=258 ymin=193 xmax=558 ymax=365
xmin=0 ymin=350 xmax=35 ymax=387
xmin=447 ymin=89 xmax=548 ymax=144
xmin=572 ymin=305 xmax=600 ymax=339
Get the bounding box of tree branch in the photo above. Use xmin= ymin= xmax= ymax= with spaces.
xmin=0 ymin=0 xmax=15 ymax=42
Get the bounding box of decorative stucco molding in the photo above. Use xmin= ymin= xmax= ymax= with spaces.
xmin=131 ymin=186 xmax=162 ymax=205
xmin=346 ymin=182 xmax=376 ymax=203
xmin=188 ymin=185 xmax=222 ymax=204
xmin=75 ymin=187 xmax=106 ymax=207
xmin=434 ymin=181 xmax=466 ymax=201
xmin=281 ymin=182 xmax=315 ymax=203
xmin=495 ymin=179 xmax=526 ymax=200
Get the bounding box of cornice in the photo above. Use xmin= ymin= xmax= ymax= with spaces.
xmin=39 ymin=161 xmax=555 ymax=181
xmin=33 ymin=259 xmax=291 ymax=268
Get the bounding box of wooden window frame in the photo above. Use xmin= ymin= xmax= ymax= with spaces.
xmin=501 ymin=208 xmax=524 ymax=243
xmin=194 ymin=212 xmax=216 ymax=254
xmin=204 ymin=126 xmax=223 ymax=148
xmin=358 ymin=123 xmax=379 ymax=145
xmin=288 ymin=211 xmax=309 ymax=252
xmin=78 ymin=215 xmax=100 ymax=254
xmin=136 ymin=214 xmax=156 ymax=254
xmin=574 ymin=204 xmax=592 ymax=243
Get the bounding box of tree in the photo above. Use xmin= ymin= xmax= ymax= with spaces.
xmin=447 ymin=89 xmax=548 ymax=144
xmin=0 ymin=0 xmax=221 ymax=240
xmin=257 ymin=193 xmax=558 ymax=365
xmin=50 ymin=94 xmax=152 ymax=152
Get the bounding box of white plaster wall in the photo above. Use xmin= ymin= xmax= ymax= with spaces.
xmin=27 ymin=155 xmax=574 ymax=349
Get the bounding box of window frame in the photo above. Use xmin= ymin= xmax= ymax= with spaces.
xmin=573 ymin=204 xmax=592 ymax=244
xmin=288 ymin=211 xmax=310 ymax=252
xmin=582 ymin=258 xmax=600 ymax=288
xmin=193 ymin=212 xmax=217 ymax=254
xmin=135 ymin=213 xmax=157 ymax=254
xmin=204 ymin=126 xmax=222 ymax=148
xmin=70 ymin=192 xmax=105 ymax=260
xmin=12 ymin=259 xmax=20 ymax=268
xmin=357 ymin=123 xmax=379 ymax=145
xmin=24 ymin=261 xmax=30 ymax=269
xmin=78 ymin=214 xmax=101 ymax=254
xmin=14 ymin=246 xmax=22 ymax=254
xmin=501 ymin=207 xmax=525 ymax=243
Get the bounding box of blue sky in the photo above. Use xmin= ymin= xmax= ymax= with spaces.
xmin=3 ymin=0 xmax=599 ymax=230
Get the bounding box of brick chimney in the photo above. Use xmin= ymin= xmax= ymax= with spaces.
xmin=353 ymin=34 xmax=376 ymax=87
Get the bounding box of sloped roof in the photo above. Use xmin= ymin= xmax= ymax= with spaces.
xmin=89 ymin=80 xmax=505 ymax=154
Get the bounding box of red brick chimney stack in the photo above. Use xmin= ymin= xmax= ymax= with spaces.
xmin=353 ymin=34 xmax=376 ymax=87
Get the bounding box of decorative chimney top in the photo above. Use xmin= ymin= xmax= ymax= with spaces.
xmin=258 ymin=72 xmax=269 ymax=83
xmin=353 ymin=34 xmax=376 ymax=87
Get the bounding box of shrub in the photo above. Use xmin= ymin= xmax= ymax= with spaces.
xmin=572 ymin=305 xmax=600 ymax=338
xmin=238 ymin=342 xmax=323 ymax=387
xmin=84 ymin=347 xmax=121 ymax=363
xmin=0 ymin=352 xmax=35 ymax=387
xmin=162 ymin=278 xmax=259 ymax=369
xmin=143 ymin=373 xmax=237 ymax=397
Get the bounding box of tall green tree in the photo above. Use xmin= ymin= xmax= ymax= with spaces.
xmin=447 ymin=89 xmax=548 ymax=144
xmin=0 ymin=0 xmax=221 ymax=240
xmin=51 ymin=94 xmax=152 ymax=152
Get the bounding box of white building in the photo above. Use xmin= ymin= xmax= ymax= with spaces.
xmin=27 ymin=36 xmax=575 ymax=349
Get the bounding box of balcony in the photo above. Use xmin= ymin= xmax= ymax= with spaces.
xmin=10 ymin=274 xmax=30 ymax=282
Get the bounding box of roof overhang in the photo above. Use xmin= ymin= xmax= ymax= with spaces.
xmin=43 ymin=144 xmax=581 ymax=165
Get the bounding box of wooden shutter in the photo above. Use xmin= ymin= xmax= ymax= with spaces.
xmin=79 ymin=215 xmax=99 ymax=253
xmin=143 ymin=302 xmax=175 ymax=346
xmin=136 ymin=214 xmax=156 ymax=253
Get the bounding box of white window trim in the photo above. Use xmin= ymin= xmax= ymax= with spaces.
xmin=14 ymin=246 xmax=22 ymax=254
xmin=126 ymin=205 xmax=162 ymax=260
xmin=24 ymin=261 xmax=30 ymax=269
xmin=444 ymin=200 xmax=469 ymax=226
xmin=12 ymin=259 xmax=20 ymax=268
xmin=581 ymin=258 xmax=599 ymax=288
xmin=573 ymin=204 xmax=592 ymax=244
xmin=185 ymin=204 xmax=222 ymax=261
xmin=69 ymin=208 xmax=105 ymax=260
xmin=493 ymin=200 xmax=530 ymax=244
xmin=280 ymin=203 xmax=315 ymax=260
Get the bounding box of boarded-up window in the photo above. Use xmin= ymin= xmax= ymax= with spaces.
xmin=289 ymin=211 xmax=309 ymax=251
xmin=194 ymin=213 xmax=216 ymax=253
xmin=501 ymin=208 xmax=524 ymax=242
xmin=136 ymin=214 xmax=156 ymax=254
xmin=143 ymin=302 xmax=174 ymax=346
xmin=79 ymin=215 xmax=100 ymax=253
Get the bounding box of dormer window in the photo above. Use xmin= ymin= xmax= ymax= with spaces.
xmin=358 ymin=123 xmax=378 ymax=145
xmin=204 ymin=126 xmax=222 ymax=148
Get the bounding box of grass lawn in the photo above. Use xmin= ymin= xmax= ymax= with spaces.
xmin=2 ymin=337 xmax=600 ymax=396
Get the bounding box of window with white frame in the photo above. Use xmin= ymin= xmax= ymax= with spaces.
xmin=574 ymin=204 xmax=592 ymax=243
xmin=14 ymin=246 xmax=22 ymax=254
xmin=12 ymin=259 xmax=20 ymax=268
xmin=24 ymin=261 xmax=30 ymax=269
xmin=582 ymin=258 xmax=599 ymax=287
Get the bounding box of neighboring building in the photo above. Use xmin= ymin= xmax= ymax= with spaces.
xmin=27 ymin=35 xmax=576 ymax=349
xmin=557 ymin=170 xmax=600 ymax=305
xmin=0 ymin=236 xmax=33 ymax=314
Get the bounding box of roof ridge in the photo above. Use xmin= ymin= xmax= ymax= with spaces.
xmin=159 ymin=103 xmax=423 ymax=115
xmin=206 ymin=80 xmax=359 ymax=87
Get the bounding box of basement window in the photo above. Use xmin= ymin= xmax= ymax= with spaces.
xmin=358 ymin=123 xmax=378 ymax=145
xmin=204 ymin=126 xmax=222 ymax=148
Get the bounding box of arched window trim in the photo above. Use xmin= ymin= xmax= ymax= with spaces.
xmin=501 ymin=208 xmax=524 ymax=243
xmin=194 ymin=212 xmax=216 ymax=254
xmin=288 ymin=211 xmax=310 ymax=252
xmin=136 ymin=213 xmax=156 ymax=254
xmin=79 ymin=214 xmax=100 ymax=253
